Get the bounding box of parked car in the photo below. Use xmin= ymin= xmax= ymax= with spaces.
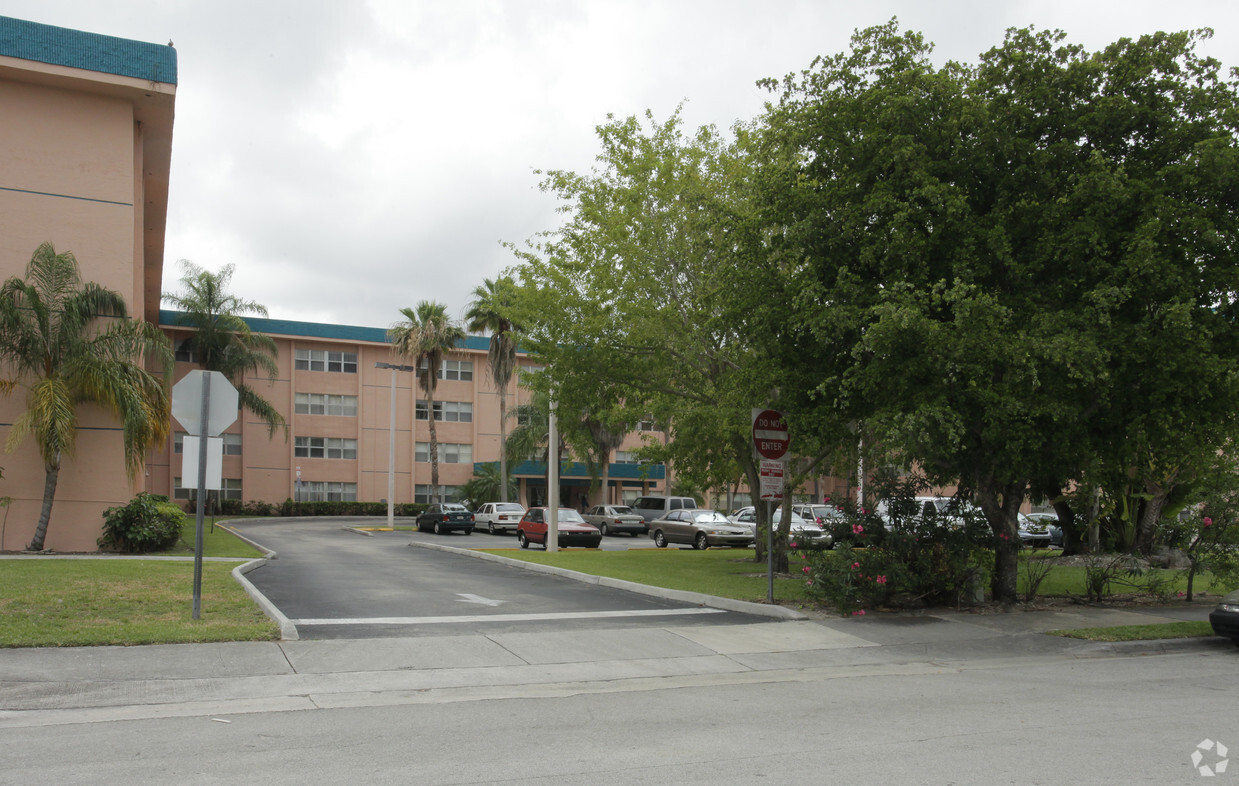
xmin=1209 ymin=589 xmax=1239 ymax=646
xmin=630 ymin=495 xmax=700 ymax=524
xmin=516 ymin=507 xmax=602 ymax=550
xmin=792 ymin=503 xmax=846 ymax=527
xmin=416 ymin=503 xmax=474 ymax=535
xmin=728 ymin=506 xmax=832 ymax=547
xmin=1018 ymin=512 xmax=1058 ymax=548
xmin=649 ymin=509 xmax=753 ymax=550
xmin=473 ymin=501 xmax=526 ymax=535
xmin=583 ymin=504 xmax=647 ymax=536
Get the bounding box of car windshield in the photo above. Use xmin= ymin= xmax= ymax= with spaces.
xmin=612 ymin=506 xmax=634 ymax=515
xmin=691 ymin=511 xmax=730 ymax=524
xmin=443 ymin=504 xmax=468 ymax=512
xmin=496 ymin=503 xmax=524 ymax=512
xmin=555 ymin=509 xmax=585 ymax=523
xmin=773 ymin=510 xmax=807 ymax=525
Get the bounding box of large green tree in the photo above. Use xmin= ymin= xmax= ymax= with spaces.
xmin=0 ymin=243 xmax=173 ymax=551
xmin=390 ymin=301 xmax=465 ymax=504
xmin=755 ymin=22 xmax=1239 ymax=601
xmin=507 ymin=109 xmax=830 ymax=571
xmin=162 ymin=260 xmax=286 ymax=437
xmin=464 ymin=276 xmax=520 ymax=503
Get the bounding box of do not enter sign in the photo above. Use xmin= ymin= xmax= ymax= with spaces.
xmin=752 ymin=408 xmax=788 ymax=460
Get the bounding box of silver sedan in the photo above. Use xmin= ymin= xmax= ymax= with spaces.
xmin=649 ymin=509 xmax=754 ymax=550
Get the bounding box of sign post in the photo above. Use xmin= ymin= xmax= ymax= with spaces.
xmin=172 ymin=371 xmax=239 ymax=619
xmin=753 ymin=409 xmax=789 ymax=603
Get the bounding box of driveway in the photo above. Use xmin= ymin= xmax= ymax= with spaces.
xmin=228 ymin=519 xmax=768 ymax=639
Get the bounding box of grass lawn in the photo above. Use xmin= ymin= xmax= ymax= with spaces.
xmin=0 ymin=559 xmax=279 ymax=647
xmin=1046 ymin=621 xmax=1216 ymax=642
xmin=153 ymin=517 xmax=268 ymax=558
xmin=486 ymin=546 xmax=817 ymax=605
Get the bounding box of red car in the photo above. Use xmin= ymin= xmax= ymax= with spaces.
xmin=516 ymin=507 xmax=602 ymax=550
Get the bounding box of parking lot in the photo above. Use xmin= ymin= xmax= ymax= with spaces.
xmin=228 ymin=518 xmax=765 ymax=639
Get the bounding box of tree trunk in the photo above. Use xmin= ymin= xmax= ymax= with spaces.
xmin=976 ymin=480 xmax=1026 ymax=606
xmin=1135 ymin=479 xmax=1171 ymax=556
xmin=1052 ymin=497 xmax=1081 ymax=555
xmin=428 ymin=389 xmax=440 ymax=503
xmin=498 ymin=388 xmax=508 ymax=503
xmin=28 ymin=459 xmax=61 ymax=551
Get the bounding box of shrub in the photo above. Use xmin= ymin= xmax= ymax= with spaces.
xmin=98 ymin=493 xmax=186 ymax=553
xmin=799 ymin=477 xmax=991 ymax=615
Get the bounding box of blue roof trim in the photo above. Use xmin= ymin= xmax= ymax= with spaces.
xmin=476 ymin=460 xmax=665 ymax=481
xmin=159 ymin=309 xmax=492 ymax=352
xmin=0 ymin=16 xmax=177 ymax=85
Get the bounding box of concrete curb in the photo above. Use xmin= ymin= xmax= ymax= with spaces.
xmin=219 ymin=525 xmax=299 ymax=640
xmin=408 ymin=539 xmax=808 ymax=621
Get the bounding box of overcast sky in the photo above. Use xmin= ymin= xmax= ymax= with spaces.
xmin=7 ymin=1 xmax=1239 ymax=330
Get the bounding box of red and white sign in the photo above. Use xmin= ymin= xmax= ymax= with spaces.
xmin=759 ymin=459 xmax=784 ymax=501
xmin=752 ymin=408 xmax=788 ymax=460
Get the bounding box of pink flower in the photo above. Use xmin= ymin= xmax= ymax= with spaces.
xmin=876 ymin=575 xmax=887 ymax=585
xmin=1203 ymin=517 xmax=1213 ymax=528
xmin=861 ymin=508 xmax=869 ymax=515
xmin=806 ymin=579 xmax=813 ymax=586
xmin=802 ymin=566 xmax=810 ymax=574
xmin=852 ymin=609 xmax=866 ymax=616
xmin=852 ymin=524 xmax=865 ymax=535
xmin=851 ymin=562 xmax=860 ymax=570
xmin=790 ymin=542 xmax=799 ymax=549
xmin=824 ymin=497 xmax=831 ymax=503
xmin=1177 ymin=592 xmax=1185 ymax=598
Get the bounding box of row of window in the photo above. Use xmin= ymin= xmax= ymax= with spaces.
xmin=174 ymin=477 xmax=242 ymax=500
xmin=295 ymin=349 xmax=358 ymax=374
xmin=174 ymin=433 xmax=242 ymax=455
xmin=294 ymin=436 xmax=358 ymax=459
xmin=416 ymin=400 xmax=472 ymax=422
xmin=415 ymin=443 xmax=471 ymax=464
xmin=295 ymin=393 xmax=358 ymax=416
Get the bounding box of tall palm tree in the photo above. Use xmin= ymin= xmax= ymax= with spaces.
xmin=505 ymin=392 xmax=570 ymax=507
xmin=162 ymin=260 xmax=286 ymax=437
xmin=0 ymin=242 xmax=173 ymax=551
xmin=464 ymin=276 xmax=520 ymax=503
xmin=390 ymin=301 xmax=465 ymax=504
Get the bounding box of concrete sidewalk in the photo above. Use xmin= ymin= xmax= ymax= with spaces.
xmin=0 ymin=533 xmax=1229 ymax=729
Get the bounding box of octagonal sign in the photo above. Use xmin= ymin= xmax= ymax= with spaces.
xmin=172 ymin=370 xmax=238 ymax=436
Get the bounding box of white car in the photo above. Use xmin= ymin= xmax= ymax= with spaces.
xmin=472 ymin=502 xmax=527 ymax=535
xmin=727 ymin=506 xmax=832 ymax=547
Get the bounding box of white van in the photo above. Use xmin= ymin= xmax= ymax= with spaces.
xmin=630 ymin=495 xmax=700 ymax=524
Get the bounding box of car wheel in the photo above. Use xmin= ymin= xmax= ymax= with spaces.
xmin=488 ymin=522 xmax=496 ymax=535
xmin=694 ymin=532 xmax=709 ymax=551
xmin=434 ymin=521 xmax=443 ymax=535
xmin=464 ymin=528 xmax=473 ymax=535
xmin=653 ymin=530 xmax=667 ymax=548
xmin=600 ymin=523 xmax=609 ymax=537
xmin=518 ymin=531 xmax=529 ymax=549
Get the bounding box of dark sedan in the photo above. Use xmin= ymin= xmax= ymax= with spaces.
xmin=1210 ymin=589 xmax=1239 ymax=646
xmin=416 ymin=503 xmax=475 ymax=534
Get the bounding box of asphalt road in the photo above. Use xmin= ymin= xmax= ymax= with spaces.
xmin=228 ymin=519 xmax=768 ymax=639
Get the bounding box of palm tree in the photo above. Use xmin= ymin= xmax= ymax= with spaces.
xmin=162 ymin=260 xmax=285 ymax=437
xmin=464 ymin=276 xmax=520 ymax=503
xmin=390 ymin=301 xmax=465 ymax=504
xmin=0 ymin=242 xmax=173 ymax=551
xmin=505 ymin=393 xmax=569 ymax=507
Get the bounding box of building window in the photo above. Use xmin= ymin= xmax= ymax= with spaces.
xmin=295 ymin=393 xmax=358 ymax=416
xmin=295 ymin=348 xmax=357 ymax=373
xmin=174 ymin=339 xmax=198 ymax=364
xmin=174 ymin=477 xmax=241 ymax=501
xmin=300 ymin=481 xmax=357 ymax=502
xmin=415 ymin=400 xmax=473 ymax=422
xmin=415 ymin=484 xmax=460 ymax=504
xmin=418 ymin=358 xmax=474 ymax=381
xmin=294 ymin=436 xmax=357 ymax=459
xmin=637 ymin=419 xmax=659 ymax=432
xmin=415 ymin=443 xmax=472 ymax=464
xmin=614 ymin=451 xmax=641 ymax=464
xmin=175 ymin=432 xmax=241 ymax=455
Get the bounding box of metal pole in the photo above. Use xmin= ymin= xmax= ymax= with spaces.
xmin=548 ymin=396 xmax=559 ymax=553
xmin=387 ymin=367 xmax=396 ymax=528
xmin=192 ymin=374 xmax=211 ymax=620
xmin=767 ymin=499 xmax=774 ymax=603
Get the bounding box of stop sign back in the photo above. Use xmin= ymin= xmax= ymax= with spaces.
xmin=752 ymin=408 xmax=788 ymax=460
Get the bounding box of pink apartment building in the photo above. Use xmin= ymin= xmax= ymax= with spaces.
xmin=0 ymin=16 xmax=175 ymax=551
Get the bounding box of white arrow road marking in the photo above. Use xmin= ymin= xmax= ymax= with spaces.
xmin=456 ymin=593 xmax=505 ymax=607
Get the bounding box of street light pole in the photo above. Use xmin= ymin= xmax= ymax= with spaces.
xmin=376 ymin=362 xmax=416 ymax=528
